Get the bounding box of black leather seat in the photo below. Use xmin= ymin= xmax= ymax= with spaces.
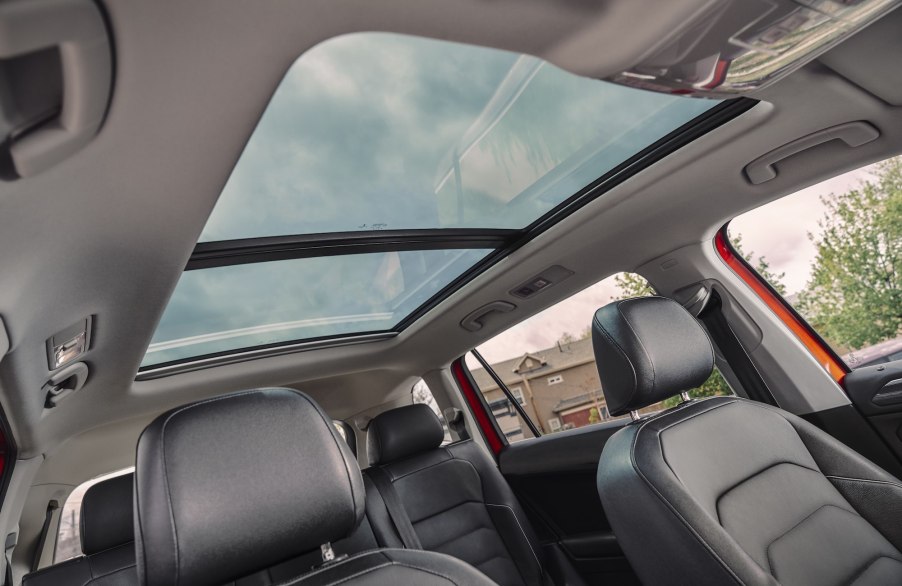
xmin=592 ymin=296 xmax=902 ymax=586
xmin=365 ymin=404 xmax=557 ymax=586
xmin=23 ymin=473 xmax=137 ymax=586
xmin=133 ymin=388 xmax=498 ymax=586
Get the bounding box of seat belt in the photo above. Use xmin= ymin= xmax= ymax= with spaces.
xmin=367 ymin=468 xmax=422 ymax=550
xmin=31 ymin=500 xmax=59 ymax=572
xmin=4 ymin=532 xmax=17 ymax=586
xmin=699 ymin=291 xmax=778 ymax=406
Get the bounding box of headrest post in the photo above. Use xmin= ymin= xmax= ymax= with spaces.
xmin=321 ymin=543 xmax=335 ymax=563
xmin=630 ymin=409 xmax=640 ymax=421
xmin=680 ymin=391 xmax=692 ymax=403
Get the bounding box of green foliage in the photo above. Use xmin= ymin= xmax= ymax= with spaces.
xmin=661 ymin=369 xmax=732 ymax=408
xmin=588 ymin=407 xmax=601 ymax=424
xmin=730 ymin=234 xmax=788 ymax=296
xmin=795 ymin=158 xmax=902 ymax=350
xmin=613 ymin=272 xmax=656 ymax=299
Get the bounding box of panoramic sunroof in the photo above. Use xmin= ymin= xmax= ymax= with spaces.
xmin=142 ymin=33 xmax=728 ymax=370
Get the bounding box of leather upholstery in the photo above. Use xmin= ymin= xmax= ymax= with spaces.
xmin=23 ymin=474 xmax=137 ymax=586
xmin=134 ymin=388 xmax=365 ymax=585
xmin=591 ymin=296 xmax=713 ymax=415
xmin=367 ymin=404 xmax=445 ymax=466
xmin=367 ymin=406 xmax=553 ymax=586
xmin=598 ymin=397 xmax=902 ymax=585
xmin=134 ymin=388 xmax=497 ymax=586
xmin=266 ymin=549 xmax=497 ymax=585
xmin=81 ymin=472 xmax=134 ymax=555
xmin=594 ymin=298 xmax=902 ymax=585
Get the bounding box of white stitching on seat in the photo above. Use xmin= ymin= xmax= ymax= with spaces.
xmin=484 ymin=503 xmax=543 ymax=570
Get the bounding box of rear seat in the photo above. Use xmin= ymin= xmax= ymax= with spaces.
xmin=23 ymin=473 xmax=137 ymax=586
xmin=363 ymin=404 xmax=558 ymax=586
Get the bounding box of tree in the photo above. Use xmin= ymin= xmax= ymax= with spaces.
xmin=588 ymin=407 xmax=601 ymax=424
xmin=556 ymin=332 xmax=575 ymax=345
xmin=613 ymin=272 xmax=655 ymax=299
xmin=662 ymin=369 xmax=731 ymax=408
xmin=797 ymin=157 xmax=902 ymax=350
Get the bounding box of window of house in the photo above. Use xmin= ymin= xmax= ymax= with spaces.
xmin=729 ymin=155 xmax=902 ymax=370
xmin=412 ymin=379 xmax=452 ymax=445
xmin=54 ymin=468 xmax=134 ymax=563
xmin=510 ymin=387 xmax=525 ymax=405
xmin=468 ymin=272 xmax=734 ymax=443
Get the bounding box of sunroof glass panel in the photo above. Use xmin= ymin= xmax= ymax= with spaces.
xmin=199 ymin=33 xmax=717 ymax=242
xmin=145 ymin=33 xmax=728 ymax=370
xmin=143 ymin=249 xmax=490 ymax=366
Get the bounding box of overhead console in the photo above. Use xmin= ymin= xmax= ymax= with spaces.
xmin=604 ymin=0 xmax=901 ymax=98
xmin=0 ymin=0 xmax=113 ymax=179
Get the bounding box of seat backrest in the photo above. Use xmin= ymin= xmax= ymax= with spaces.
xmin=366 ymin=404 xmax=549 ymax=586
xmin=133 ymin=388 xmax=497 ymax=586
xmin=23 ymin=473 xmax=137 ymax=586
xmin=592 ymin=296 xmax=902 ymax=586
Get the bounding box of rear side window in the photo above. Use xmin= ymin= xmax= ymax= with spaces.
xmin=729 ymin=155 xmax=902 ymax=369
xmin=54 ymin=468 xmax=133 ymax=563
xmin=469 ymin=272 xmax=733 ymax=442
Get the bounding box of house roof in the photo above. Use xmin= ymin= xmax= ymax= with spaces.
xmin=471 ymin=336 xmax=595 ymax=390
xmin=551 ymin=389 xmax=604 ymax=413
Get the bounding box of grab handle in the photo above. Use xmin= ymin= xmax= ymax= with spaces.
xmin=0 ymin=0 xmax=112 ymax=177
xmin=745 ymin=122 xmax=879 ymax=185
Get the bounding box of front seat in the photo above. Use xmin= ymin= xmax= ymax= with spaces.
xmin=133 ymin=387 xmax=498 ymax=586
xmin=592 ymin=296 xmax=902 ymax=586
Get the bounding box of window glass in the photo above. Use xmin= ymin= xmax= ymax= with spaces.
xmin=202 ymin=33 xmax=717 ymax=241
xmin=469 ymin=273 xmax=733 ymax=442
xmin=143 ymin=249 xmax=489 ymax=366
xmin=143 ymin=32 xmax=724 ymax=369
xmin=54 ymin=468 xmax=134 ymax=563
xmin=729 ymin=155 xmax=902 ymax=369
xmin=412 ymin=379 xmax=452 ymax=445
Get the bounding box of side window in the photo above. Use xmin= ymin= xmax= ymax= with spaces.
xmin=412 ymin=379 xmax=452 ymax=445
xmin=469 ymin=272 xmax=733 ymax=443
xmin=54 ymin=468 xmax=133 ymax=563
xmin=730 ymin=155 xmax=902 ymax=370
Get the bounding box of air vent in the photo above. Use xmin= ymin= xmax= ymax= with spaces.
xmin=510 ymin=266 xmax=574 ymax=299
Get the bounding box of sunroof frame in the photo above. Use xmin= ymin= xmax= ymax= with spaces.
xmin=136 ymin=97 xmax=756 ymax=380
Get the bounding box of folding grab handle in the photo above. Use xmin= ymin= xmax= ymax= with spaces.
xmin=0 ymin=0 xmax=112 ymax=177
xmin=744 ymin=121 xmax=880 ymax=185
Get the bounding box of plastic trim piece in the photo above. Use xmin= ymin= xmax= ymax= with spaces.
xmin=188 ymin=229 xmax=517 ymax=270
xmin=0 ymin=0 xmax=113 ymax=177
xmin=715 ymin=226 xmax=848 ymax=384
xmin=452 ymin=357 xmax=504 ymax=455
xmin=744 ymin=122 xmax=880 ymax=185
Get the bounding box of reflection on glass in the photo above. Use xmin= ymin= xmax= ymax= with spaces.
xmin=201 ymin=33 xmax=717 ymax=241
xmin=143 ymin=249 xmax=489 ymax=366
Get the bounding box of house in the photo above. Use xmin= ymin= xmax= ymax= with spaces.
xmin=470 ymin=337 xmax=611 ymax=441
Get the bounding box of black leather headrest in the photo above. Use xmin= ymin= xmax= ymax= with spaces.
xmin=592 ymin=297 xmax=714 ymax=416
xmin=134 ymin=388 xmax=365 ymax=586
xmin=367 ymin=404 xmax=444 ymax=466
xmin=80 ymin=472 xmax=134 ymax=555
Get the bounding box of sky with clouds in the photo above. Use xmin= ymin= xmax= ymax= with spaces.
xmin=149 ymin=33 xmax=713 ymax=364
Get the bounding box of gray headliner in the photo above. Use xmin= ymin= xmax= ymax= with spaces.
xmin=0 ymin=0 xmax=900 ymax=492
